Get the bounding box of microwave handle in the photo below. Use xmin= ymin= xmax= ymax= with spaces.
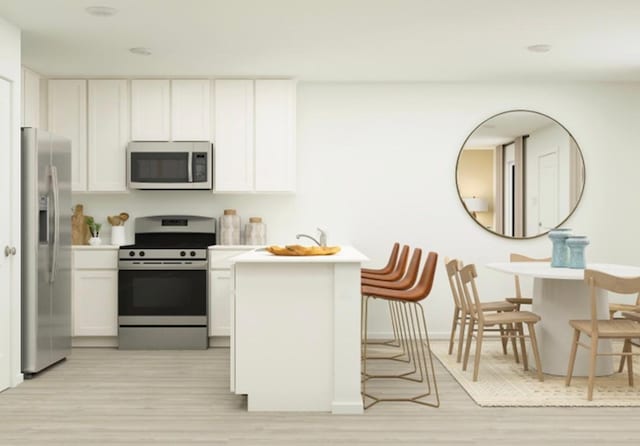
xmin=187 ymin=152 xmax=193 ymax=183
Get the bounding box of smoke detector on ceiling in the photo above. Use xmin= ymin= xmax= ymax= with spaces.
xmin=85 ymin=6 xmax=118 ymax=17
xmin=129 ymin=47 xmax=152 ymax=56
xmin=526 ymin=44 xmax=552 ymax=53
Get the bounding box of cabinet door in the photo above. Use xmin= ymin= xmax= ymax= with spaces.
xmin=48 ymin=80 xmax=87 ymax=191
xmin=88 ymin=80 xmax=129 ymax=191
xmin=72 ymin=270 xmax=118 ymax=336
xmin=254 ymin=80 xmax=296 ymax=192
xmin=171 ymin=79 xmax=210 ymax=141
xmin=209 ymin=270 xmax=232 ymax=336
xmin=214 ymin=80 xmax=254 ymax=192
xmin=21 ymin=67 xmax=40 ymax=128
xmin=131 ymin=79 xmax=170 ymax=141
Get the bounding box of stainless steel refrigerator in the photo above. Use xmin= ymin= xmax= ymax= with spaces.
xmin=21 ymin=127 xmax=72 ymax=377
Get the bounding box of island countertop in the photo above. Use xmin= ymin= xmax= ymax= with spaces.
xmin=231 ymin=245 xmax=368 ymax=264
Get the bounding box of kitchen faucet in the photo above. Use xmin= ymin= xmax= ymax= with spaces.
xmin=296 ymin=228 xmax=327 ymax=247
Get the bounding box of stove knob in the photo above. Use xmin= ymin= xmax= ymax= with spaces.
xmin=129 ymin=251 xmax=135 ymax=257
xmin=139 ymin=251 xmax=145 ymax=257
xmin=180 ymin=251 xmax=186 ymax=257
xmin=190 ymin=251 xmax=196 ymax=257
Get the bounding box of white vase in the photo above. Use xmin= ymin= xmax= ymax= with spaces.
xmin=89 ymin=237 xmax=102 ymax=246
xmin=111 ymin=226 xmax=125 ymax=246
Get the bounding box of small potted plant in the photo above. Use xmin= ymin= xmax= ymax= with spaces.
xmin=85 ymin=216 xmax=103 ymax=246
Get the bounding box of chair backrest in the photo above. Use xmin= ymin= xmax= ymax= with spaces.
xmin=584 ymin=269 xmax=640 ymax=334
xmin=409 ymin=251 xmax=438 ymax=302
xmin=384 ymin=244 xmax=410 ymax=281
xmin=364 ymin=248 xmax=422 ymax=290
xmin=378 ymin=242 xmax=400 ymax=275
xmin=444 ymin=257 xmax=465 ymax=311
xmin=458 ymin=263 xmax=484 ymax=324
xmin=510 ymin=253 xmax=551 ymax=298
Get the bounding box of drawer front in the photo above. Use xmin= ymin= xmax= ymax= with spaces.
xmin=209 ymin=249 xmax=253 ymax=269
xmin=73 ymin=250 xmax=118 ymax=270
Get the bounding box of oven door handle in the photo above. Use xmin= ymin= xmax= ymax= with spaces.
xmin=118 ymin=261 xmax=208 ymax=270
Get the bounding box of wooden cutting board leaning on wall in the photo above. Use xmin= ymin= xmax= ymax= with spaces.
xmin=71 ymin=204 xmax=91 ymax=245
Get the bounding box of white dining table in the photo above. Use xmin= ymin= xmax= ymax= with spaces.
xmin=486 ymin=262 xmax=640 ymax=377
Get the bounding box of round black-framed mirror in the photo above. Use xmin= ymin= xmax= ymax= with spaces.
xmin=456 ymin=110 xmax=585 ymax=239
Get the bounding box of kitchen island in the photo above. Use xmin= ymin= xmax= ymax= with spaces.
xmin=230 ymin=246 xmax=368 ymax=414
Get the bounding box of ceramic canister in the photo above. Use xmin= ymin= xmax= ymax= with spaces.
xmin=244 ymin=217 xmax=266 ymax=245
xmin=566 ymin=236 xmax=590 ymax=269
xmin=548 ymin=228 xmax=572 ymax=267
xmin=220 ymin=209 xmax=241 ymax=245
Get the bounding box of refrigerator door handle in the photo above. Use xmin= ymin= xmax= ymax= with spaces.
xmin=50 ymin=165 xmax=60 ymax=283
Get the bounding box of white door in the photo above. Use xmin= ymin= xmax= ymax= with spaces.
xmin=0 ymin=78 xmax=13 ymax=391
xmin=538 ymin=152 xmax=559 ymax=232
xmin=209 ymin=270 xmax=232 ymax=336
xmin=73 ymin=270 xmax=118 ymax=336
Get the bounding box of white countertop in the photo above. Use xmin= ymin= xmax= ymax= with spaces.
xmin=232 ymin=245 xmax=369 ymax=264
xmin=208 ymin=245 xmax=262 ymax=250
xmin=487 ymin=262 xmax=640 ymax=280
xmin=72 ymin=245 xmax=119 ymax=250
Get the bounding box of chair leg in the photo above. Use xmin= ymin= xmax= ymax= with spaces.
xmin=448 ymin=308 xmax=459 ymax=355
xmin=463 ymin=317 xmax=475 ymax=371
xmin=619 ymin=340 xmax=630 ymax=373
xmin=509 ymin=322 xmax=520 ymax=364
xmin=472 ymin=323 xmax=485 ymax=382
xmin=625 ymin=339 xmax=634 ymax=387
xmin=518 ymin=322 xmax=528 ymax=371
xmin=498 ymin=318 xmax=508 ymax=355
xmin=587 ymin=334 xmax=598 ymax=401
xmin=456 ymin=312 xmax=467 ymax=363
xmin=565 ymin=328 xmax=580 ymax=387
xmin=527 ymin=322 xmax=543 ymax=382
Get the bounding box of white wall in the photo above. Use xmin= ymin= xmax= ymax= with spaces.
xmin=80 ymin=81 xmax=640 ymax=338
xmin=0 ymin=15 xmax=22 ymax=385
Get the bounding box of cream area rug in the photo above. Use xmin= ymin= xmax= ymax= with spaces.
xmin=431 ymin=340 xmax=640 ymax=406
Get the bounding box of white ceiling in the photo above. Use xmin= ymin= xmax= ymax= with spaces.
xmin=2 ymin=0 xmax=640 ymax=81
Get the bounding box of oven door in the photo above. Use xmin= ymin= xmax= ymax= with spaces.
xmin=118 ymin=265 xmax=207 ymax=326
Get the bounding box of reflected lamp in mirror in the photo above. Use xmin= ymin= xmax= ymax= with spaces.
xmin=463 ymin=197 xmax=488 ymax=219
xmin=455 ymin=110 xmax=585 ymax=239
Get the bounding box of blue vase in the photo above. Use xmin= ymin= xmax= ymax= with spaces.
xmin=567 ymin=236 xmax=590 ymax=269
xmin=548 ymin=228 xmax=572 ymax=268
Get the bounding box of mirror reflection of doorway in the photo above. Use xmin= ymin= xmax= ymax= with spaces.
xmin=503 ymin=143 xmax=515 ymax=237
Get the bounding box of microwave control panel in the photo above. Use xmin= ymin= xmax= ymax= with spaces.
xmin=192 ymin=153 xmax=208 ymax=182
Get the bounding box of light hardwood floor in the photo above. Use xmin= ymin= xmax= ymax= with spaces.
xmin=1 ymin=345 xmax=639 ymax=445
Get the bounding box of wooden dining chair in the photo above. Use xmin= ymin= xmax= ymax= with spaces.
xmin=506 ymin=253 xmax=551 ymax=310
xmin=565 ymin=270 xmax=640 ymax=400
xmin=361 ymin=251 xmax=440 ymax=408
xmin=458 ymin=263 xmax=544 ymax=382
xmin=444 ymin=258 xmax=518 ymax=363
xmin=608 ymin=295 xmax=640 ymax=319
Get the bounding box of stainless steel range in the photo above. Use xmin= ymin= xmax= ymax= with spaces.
xmin=118 ymin=215 xmax=216 ymax=349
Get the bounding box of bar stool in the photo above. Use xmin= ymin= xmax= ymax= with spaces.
xmin=361 ymin=251 xmax=439 ymax=409
xmin=361 ymin=244 xmax=409 ymax=350
xmin=362 ymin=248 xmax=422 ymax=362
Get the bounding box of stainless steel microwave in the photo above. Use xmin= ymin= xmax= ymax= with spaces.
xmin=127 ymin=141 xmax=213 ymax=190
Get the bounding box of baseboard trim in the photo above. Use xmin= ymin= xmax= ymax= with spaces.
xmin=209 ymin=336 xmax=230 ymax=348
xmin=72 ymin=336 xmax=118 ymax=348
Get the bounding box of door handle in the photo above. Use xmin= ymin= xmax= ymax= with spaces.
xmin=4 ymin=246 xmax=16 ymax=257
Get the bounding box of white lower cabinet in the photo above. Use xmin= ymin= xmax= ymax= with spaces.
xmin=71 ymin=247 xmax=118 ymax=344
xmin=208 ymin=247 xmax=255 ymax=340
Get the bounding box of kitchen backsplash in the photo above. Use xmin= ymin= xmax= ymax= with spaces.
xmin=72 ymin=191 xmax=299 ymax=246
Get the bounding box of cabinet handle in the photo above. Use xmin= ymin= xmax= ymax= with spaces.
xmin=4 ymin=246 xmax=16 ymax=257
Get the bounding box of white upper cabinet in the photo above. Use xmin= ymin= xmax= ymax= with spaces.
xmin=171 ymin=79 xmax=211 ymax=141
xmin=254 ymin=80 xmax=296 ymax=192
xmin=21 ymin=67 xmax=40 ymax=128
xmin=131 ymin=80 xmax=170 ymax=141
xmin=88 ymin=80 xmax=129 ymax=192
xmin=48 ymin=79 xmax=87 ymax=192
xmin=214 ymin=80 xmax=255 ymax=192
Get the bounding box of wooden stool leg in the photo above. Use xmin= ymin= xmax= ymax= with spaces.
xmin=565 ymin=328 xmax=580 ymax=386
xmin=472 ymin=324 xmax=485 ymax=382
xmin=448 ymin=308 xmax=459 ymax=355
xmin=619 ymin=340 xmax=630 ymax=373
xmin=527 ymin=322 xmax=543 ymax=382
xmin=518 ymin=322 xmax=528 ymax=371
xmin=462 ymin=318 xmax=475 ymax=371
xmin=498 ymin=319 xmax=508 ymax=355
xmin=587 ymin=334 xmax=598 ymax=401
xmin=625 ymin=339 xmax=634 ymax=387
xmin=456 ymin=312 xmax=467 ymax=363
xmin=510 ymin=322 xmax=520 ymax=365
